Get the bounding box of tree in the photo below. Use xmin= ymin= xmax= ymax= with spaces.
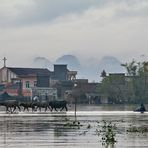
xmin=97 ymin=60 xmax=148 ymax=104
xmin=122 ymin=60 xmax=148 ymax=103
xmin=121 ymin=59 xmax=137 ymax=76
xmin=100 ymin=70 xmax=106 ymax=77
xmin=97 ymin=74 xmax=127 ymax=104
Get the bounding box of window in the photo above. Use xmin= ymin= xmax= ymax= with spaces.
xmin=26 ymin=81 xmax=30 ymax=88
xmin=34 ymin=81 xmax=37 ymax=87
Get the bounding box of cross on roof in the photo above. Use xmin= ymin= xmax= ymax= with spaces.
xmin=3 ymin=57 xmax=7 ymax=67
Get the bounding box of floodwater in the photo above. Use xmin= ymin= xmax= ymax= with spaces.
xmin=0 ymin=104 xmax=148 ymax=148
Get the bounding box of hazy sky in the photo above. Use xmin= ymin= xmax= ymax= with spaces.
xmin=0 ymin=0 xmax=148 ymax=68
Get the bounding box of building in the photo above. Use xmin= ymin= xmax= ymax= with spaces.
xmin=49 ymin=64 xmax=77 ymax=99
xmin=53 ymin=65 xmax=67 ymax=81
xmin=50 ymin=64 xmax=77 ymax=82
xmin=0 ymin=58 xmax=80 ymax=101
xmin=64 ymin=79 xmax=99 ymax=104
xmin=0 ymin=66 xmax=50 ymax=96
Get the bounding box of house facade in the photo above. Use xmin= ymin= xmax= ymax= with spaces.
xmin=0 ymin=64 xmax=78 ymax=99
xmin=0 ymin=67 xmax=50 ymax=97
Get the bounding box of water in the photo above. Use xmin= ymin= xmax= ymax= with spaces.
xmin=0 ymin=104 xmax=148 ymax=148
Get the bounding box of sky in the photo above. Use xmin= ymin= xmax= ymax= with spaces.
xmin=0 ymin=0 xmax=148 ymax=72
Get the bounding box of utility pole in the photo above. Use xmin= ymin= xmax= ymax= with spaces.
xmin=73 ymin=83 xmax=77 ymax=122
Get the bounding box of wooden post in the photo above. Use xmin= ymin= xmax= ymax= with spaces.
xmin=73 ymin=83 xmax=77 ymax=122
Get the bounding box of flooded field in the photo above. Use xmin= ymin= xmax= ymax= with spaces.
xmin=0 ymin=104 xmax=148 ymax=148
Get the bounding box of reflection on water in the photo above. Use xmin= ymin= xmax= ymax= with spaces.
xmin=0 ymin=104 xmax=148 ymax=148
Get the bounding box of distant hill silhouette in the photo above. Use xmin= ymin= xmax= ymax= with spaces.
xmin=32 ymin=55 xmax=125 ymax=82
xmin=55 ymin=55 xmax=81 ymax=70
xmin=33 ymin=57 xmax=53 ymax=69
xmin=76 ymin=56 xmax=125 ymax=82
xmin=98 ymin=56 xmax=125 ymax=74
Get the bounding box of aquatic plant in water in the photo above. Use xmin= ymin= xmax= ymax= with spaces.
xmin=127 ymin=126 xmax=148 ymax=133
xmin=63 ymin=120 xmax=82 ymax=129
xmin=96 ymin=121 xmax=117 ymax=146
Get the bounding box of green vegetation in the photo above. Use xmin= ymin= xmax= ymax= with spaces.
xmin=97 ymin=60 xmax=148 ymax=104
xmin=96 ymin=121 xmax=117 ymax=146
xmin=127 ymin=126 xmax=148 ymax=133
xmin=63 ymin=120 xmax=82 ymax=129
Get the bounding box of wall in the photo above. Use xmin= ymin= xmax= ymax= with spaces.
xmin=0 ymin=67 xmax=17 ymax=83
xmin=21 ymin=77 xmax=36 ymax=96
xmin=31 ymin=87 xmax=57 ymax=101
xmin=54 ymin=65 xmax=67 ymax=81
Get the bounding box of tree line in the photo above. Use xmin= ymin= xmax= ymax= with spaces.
xmin=97 ymin=60 xmax=148 ymax=104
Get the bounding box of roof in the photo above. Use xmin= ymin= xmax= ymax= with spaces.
xmin=7 ymin=67 xmax=50 ymax=77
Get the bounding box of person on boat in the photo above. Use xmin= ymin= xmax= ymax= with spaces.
xmin=135 ymin=103 xmax=146 ymax=112
xmin=139 ymin=103 xmax=146 ymax=112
